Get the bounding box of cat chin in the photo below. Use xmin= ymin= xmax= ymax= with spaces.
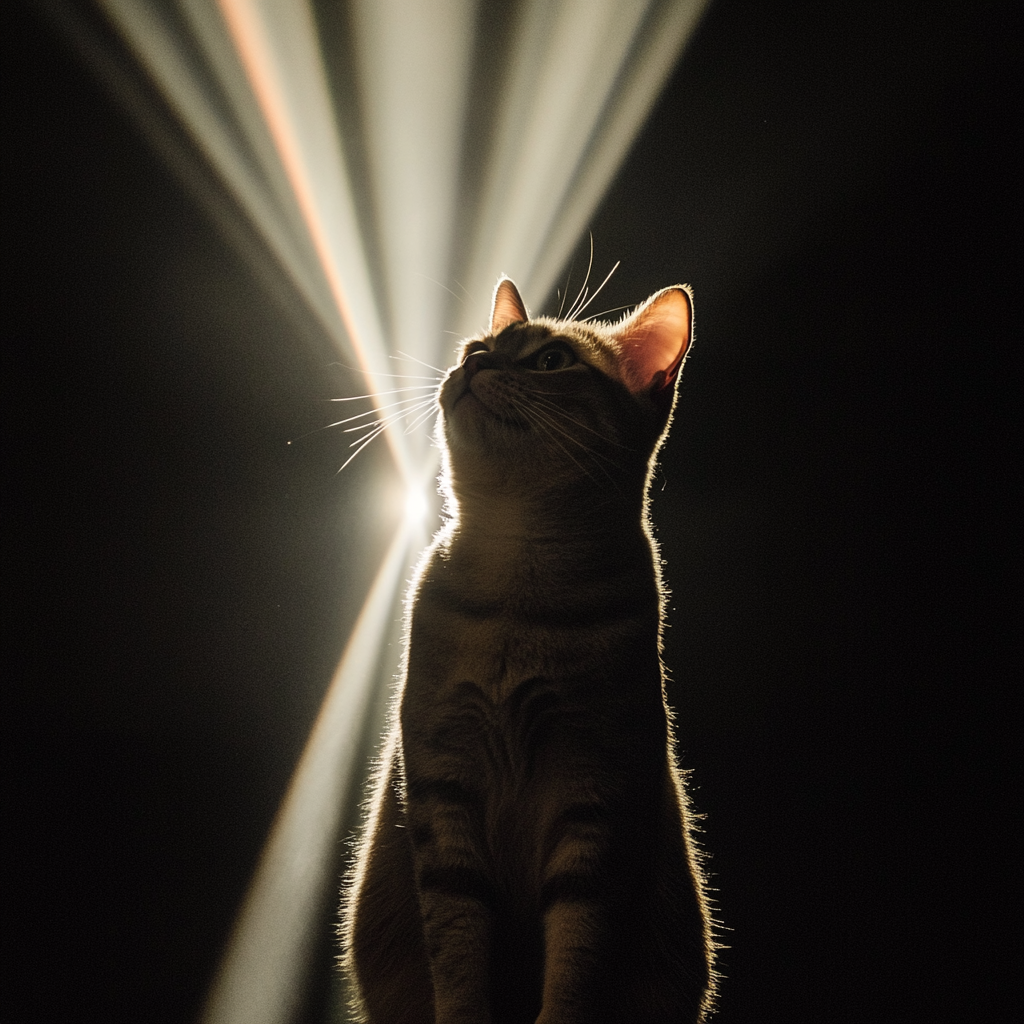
xmin=446 ymin=391 xmax=531 ymax=439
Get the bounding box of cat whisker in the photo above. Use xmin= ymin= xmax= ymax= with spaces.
xmin=344 ymin=398 xmax=437 ymax=435
xmin=526 ymin=404 xmax=619 ymax=474
xmin=328 ymin=361 xmax=443 ymax=382
xmin=579 ymin=303 xmax=632 ymax=324
xmin=287 ymin=395 xmax=433 ymax=445
xmin=556 ymin=257 xmax=575 ymax=319
xmin=524 ymin=403 xmax=625 ymax=492
xmin=573 ymin=261 xmax=620 ymax=320
xmin=345 ymin=412 xmax=413 ymax=451
xmin=361 ymin=372 xmax=443 ymax=382
xmin=416 ymin=273 xmax=467 ymax=303
xmin=510 ymin=394 xmax=620 ymax=489
xmin=335 ymin=424 xmax=391 ymax=473
xmin=403 ymin=406 xmax=440 ymax=435
xmin=329 ymin=394 xmax=441 ymax=429
xmin=506 ymin=396 xmax=602 ymax=487
xmin=566 ymin=233 xmax=594 ymax=321
xmin=330 ymin=385 xmax=439 ymax=402
xmin=530 ymin=395 xmax=631 ymax=450
xmin=338 ymin=398 xmax=438 ymax=477
xmin=393 ymin=351 xmax=447 ymax=374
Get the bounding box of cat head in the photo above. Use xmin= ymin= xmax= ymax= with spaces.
xmin=437 ymin=276 xmax=692 ymax=503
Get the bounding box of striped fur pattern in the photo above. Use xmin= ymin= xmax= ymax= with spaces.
xmin=341 ymin=278 xmax=717 ymax=1023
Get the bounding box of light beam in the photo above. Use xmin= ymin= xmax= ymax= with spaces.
xmin=201 ymin=522 xmax=414 ymax=1024
xmin=215 ymin=0 xmax=415 ymax=484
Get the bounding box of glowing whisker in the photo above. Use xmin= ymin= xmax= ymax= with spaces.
xmin=330 ymin=385 xmax=439 ymax=402
xmin=328 ymin=362 xmax=443 ymax=381
xmin=416 ymin=272 xmax=467 ymax=303
xmin=343 ymin=400 xmax=436 ymax=460
xmin=573 ymin=260 xmax=620 ymax=320
xmin=393 ymin=351 xmax=448 ymax=374
xmin=403 ymin=405 xmax=440 ymax=435
xmin=580 ymin=303 xmax=633 ymax=323
xmin=566 ymin=233 xmax=594 ymax=320
xmin=328 ymin=396 xmax=438 ymax=430
xmin=343 ymin=398 xmax=437 ymax=437
xmin=557 ymin=257 xmax=575 ymax=318
xmin=336 ymin=428 xmax=389 ymax=474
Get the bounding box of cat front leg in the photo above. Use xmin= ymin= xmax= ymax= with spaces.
xmin=535 ymin=813 xmax=619 ymax=1024
xmin=537 ymin=900 xmax=610 ymax=1023
xmin=405 ymin=775 xmax=495 ymax=1024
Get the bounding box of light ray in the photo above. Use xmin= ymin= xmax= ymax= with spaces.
xmin=454 ymin=0 xmax=710 ymax=334
xmin=201 ymin=522 xmax=414 ymax=1024
xmin=523 ymin=0 xmax=710 ymax=304
xmin=351 ymin=0 xmax=474 ymax=379
xmin=92 ymin=0 xmax=331 ymax=333
xmin=215 ymin=0 xmax=414 ymax=485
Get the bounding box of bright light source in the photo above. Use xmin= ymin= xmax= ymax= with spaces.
xmin=405 ymin=488 xmax=429 ymax=524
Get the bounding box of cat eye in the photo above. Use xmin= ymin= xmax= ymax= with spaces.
xmin=533 ymin=344 xmax=576 ymax=372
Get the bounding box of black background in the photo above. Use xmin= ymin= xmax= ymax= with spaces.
xmin=3 ymin=1 xmax=1020 ymax=1021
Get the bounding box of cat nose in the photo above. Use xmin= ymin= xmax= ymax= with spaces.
xmin=462 ymin=350 xmax=499 ymax=381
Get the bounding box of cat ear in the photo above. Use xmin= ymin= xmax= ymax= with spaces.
xmin=613 ymin=285 xmax=692 ymax=398
xmin=491 ymin=277 xmax=529 ymax=334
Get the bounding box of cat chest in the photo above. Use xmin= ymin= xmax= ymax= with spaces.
xmin=406 ymin=589 xmax=655 ymax=701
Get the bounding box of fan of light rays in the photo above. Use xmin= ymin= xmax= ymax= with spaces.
xmin=45 ymin=1 xmax=710 ymax=1021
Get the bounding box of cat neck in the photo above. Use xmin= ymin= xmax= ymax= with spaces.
xmin=441 ymin=478 xmax=652 ymax=584
xmin=450 ymin=476 xmax=643 ymax=542
xmin=427 ymin=483 xmax=656 ymax=618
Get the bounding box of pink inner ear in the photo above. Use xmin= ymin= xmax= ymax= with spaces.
xmin=615 ymin=287 xmax=692 ymax=394
xmin=491 ymin=278 xmax=529 ymax=333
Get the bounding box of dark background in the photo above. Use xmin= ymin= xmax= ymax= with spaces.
xmin=3 ymin=1 xmax=1020 ymax=1021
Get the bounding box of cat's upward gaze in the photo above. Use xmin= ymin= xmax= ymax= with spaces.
xmin=341 ymin=278 xmax=717 ymax=1023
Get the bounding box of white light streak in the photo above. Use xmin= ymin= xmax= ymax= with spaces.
xmin=201 ymin=522 xmax=414 ymax=1024
xmin=97 ymin=0 xmax=415 ymax=484
xmin=92 ymin=0 xmax=337 ymax=362
xmin=352 ymin=0 xmax=474 ymax=393
xmin=214 ymin=0 xmax=415 ymax=483
xmin=522 ymin=0 xmax=710 ymax=309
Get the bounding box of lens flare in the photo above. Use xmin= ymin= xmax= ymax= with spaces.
xmin=405 ymin=488 xmax=429 ymax=525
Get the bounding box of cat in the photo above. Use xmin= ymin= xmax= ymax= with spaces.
xmin=340 ymin=276 xmax=717 ymax=1023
